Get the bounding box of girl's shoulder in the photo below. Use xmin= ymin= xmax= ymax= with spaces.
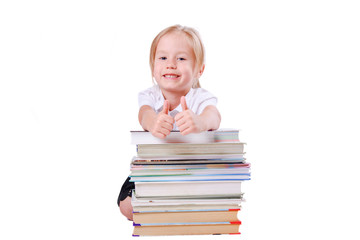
xmin=138 ymin=85 xmax=163 ymax=109
xmin=190 ymin=87 xmax=217 ymax=98
xmin=138 ymin=85 xmax=161 ymax=96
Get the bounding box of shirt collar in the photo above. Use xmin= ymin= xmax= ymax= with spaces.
xmin=154 ymin=86 xmax=194 ymax=114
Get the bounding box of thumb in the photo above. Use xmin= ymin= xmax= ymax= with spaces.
xmin=181 ymin=96 xmax=188 ymax=111
xmin=161 ymin=100 xmax=169 ymax=114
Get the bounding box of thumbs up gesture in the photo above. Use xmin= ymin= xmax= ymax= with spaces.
xmin=175 ymin=96 xmax=205 ymax=135
xmin=149 ymin=100 xmax=175 ymax=139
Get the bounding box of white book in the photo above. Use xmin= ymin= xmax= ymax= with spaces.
xmin=131 ymin=190 xmax=244 ymax=207
xmin=131 ymin=129 xmax=240 ymax=145
xmin=133 ymin=204 xmax=241 ymax=213
xmin=130 ymin=168 xmax=251 ymax=176
xmin=136 ymin=142 xmax=245 ymax=157
xmin=131 ymin=154 xmax=246 ymax=165
xmin=134 ymin=181 xmax=242 ymax=198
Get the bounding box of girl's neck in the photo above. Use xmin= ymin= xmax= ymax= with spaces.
xmin=161 ymin=88 xmax=191 ymax=111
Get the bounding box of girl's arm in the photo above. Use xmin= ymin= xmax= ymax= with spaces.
xmin=198 ymin=105 xmax=221 ymax=131
xmin=175 ymin=96 xmax=221 ymax=135
xmin=138 ymin=100 xmax=174 ymax=139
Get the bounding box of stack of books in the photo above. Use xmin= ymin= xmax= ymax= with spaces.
xmin=129 ymin=129 xmax=250 ymax=236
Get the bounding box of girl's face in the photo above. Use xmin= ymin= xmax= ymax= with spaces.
xmin=153 ymin=31 xmax=201 ymax=96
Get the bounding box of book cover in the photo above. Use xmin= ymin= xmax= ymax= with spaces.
xmin=131 ymin=129 xmax=240 ymax=144
xmin=133 ymin=209 xmax=240 ymax=224
xmin=133 ymin=181 xmax=243 ymax=198
xmin=132 ymin=221 xmax=241 ymax=236
xmin=131 ymin=191 xmax=244 ymax=207
xmin=136 ymin=142 xmax=245 ymax=157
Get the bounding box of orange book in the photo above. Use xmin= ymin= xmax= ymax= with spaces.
xmin=132 ymin=221 xmax=241 ymax=236
xmin=133 ymin=208 xmax=240 ymax=224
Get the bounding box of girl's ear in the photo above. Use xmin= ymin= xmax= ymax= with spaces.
xmin=197 ymin=64 xmax=205 ymax=78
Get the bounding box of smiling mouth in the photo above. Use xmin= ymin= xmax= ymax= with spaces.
xmin=163 ymin=74 xmax=180 ymax=79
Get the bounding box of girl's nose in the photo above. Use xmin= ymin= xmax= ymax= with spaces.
xmin=166 ymin=59 xmax=177 ymax=69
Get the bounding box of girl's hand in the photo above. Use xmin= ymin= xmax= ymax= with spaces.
xmin=175 ymin=96 xmax=205 ymax=135
xmin=149 ymin=100 xmax=174 ymax=139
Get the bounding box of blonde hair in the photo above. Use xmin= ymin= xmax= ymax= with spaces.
xmin=149 ymin=25 xmax=205 ymax=88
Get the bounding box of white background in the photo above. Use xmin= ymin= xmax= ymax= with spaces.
xmin=1 ymin=0 xmax=359 ymax=239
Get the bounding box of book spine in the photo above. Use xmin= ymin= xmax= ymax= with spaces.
xmin=213 ymin=233 xmax=241 ymax=235
xmin=133 ymin=221 xmax=242 ymax=226
xmin=133 ymin=208 xmax=240 ymax=213
xmin=230 ymin=221 xmax=242 ymax=225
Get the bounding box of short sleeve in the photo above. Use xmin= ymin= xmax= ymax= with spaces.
xmin=197 ymin=96 xmax=217 ymax=114
xmin=138 ymin=87 xmax=156 ymax=109
xmin=193 ymin=89 xmax=218 ymax=114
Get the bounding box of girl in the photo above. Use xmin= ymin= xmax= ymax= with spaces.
xmin=118 ymin=25 xmax=221 ymax=220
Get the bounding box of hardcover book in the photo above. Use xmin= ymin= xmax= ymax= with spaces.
xmin=131 ymin=129 xmax=240 ymax=144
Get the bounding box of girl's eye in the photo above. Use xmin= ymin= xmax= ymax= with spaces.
xmin=178 ymin=57 xmax=186 ymax=61
xmin=159 ymin=57 xmax=167 ymax=60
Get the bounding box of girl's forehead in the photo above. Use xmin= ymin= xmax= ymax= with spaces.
xmin=156 ymin=32 xmax=193 ymax=52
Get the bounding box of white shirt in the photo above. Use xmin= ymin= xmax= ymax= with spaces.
xmin=138 ymin=85 xmax=218 ymax=130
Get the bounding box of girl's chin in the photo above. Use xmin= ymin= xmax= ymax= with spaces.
xmin=160 ymin=82 xmax=181 ymax=89
xmin=160 ymin=86 xmax=191 ymax=95
xmin=158 ymin=81 xmax=192 ymax=92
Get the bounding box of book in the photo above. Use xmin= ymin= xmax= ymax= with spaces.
xmin=133 ymin=204 xmax=241 ymax=212
xmin=133 ymin=181 xmax=243 ymax=198
xmin=131 ymin=174 xmax=250 ymax=182
xmin=131 ymin=191 xmax=244 ymax=207
xmin=131 ymin=154 xmax=246 ymax=165
xmin=133 ymin=209 xmax=240 ymax=224
xmin=136 ymin=142 xmax=245 ymax=157
xmin=132 ymin=221 xmax=241 ymax=236
xmin=130 ymin=166 xmax=251 ymax=176
xmin=131 ymin=162 xmax=250 ymax=170
xmin=131 ymin=129 xmax=240 ymax=144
